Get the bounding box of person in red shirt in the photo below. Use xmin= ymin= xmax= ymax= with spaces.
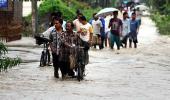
xmin=109 ymin=11 xmax=123 ymax=50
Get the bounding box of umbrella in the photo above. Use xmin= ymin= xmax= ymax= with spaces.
xmin=135 ymin=5 xmax=148 ymax=11
xmin=96 ymin=8 xmax=119 ymax=17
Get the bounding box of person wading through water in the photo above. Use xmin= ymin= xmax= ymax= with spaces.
xmin=121 ymin=12 xmax=130 ymax=48
xmin=109 ymin=11 xmax=123 ymax=50
xmin=62 ymin=21 xmax=82 ymax=78
xmin=48 ymin=17 xmax=66 ymax=79
xmin=78 ymin=16 xmax=93 ymax=65
xmin=129 ymin=12 xmax=139 ymax=48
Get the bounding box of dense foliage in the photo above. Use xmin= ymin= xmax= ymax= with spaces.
xmin=151 ymin=13 xmax=170 ymax=35
xmin=144 ymin=0 xmax=170 ymax=35
xmin=0 ymin=42 xmax=21 ymax=72
xmin=144 ymin=0 xmax=170 ymax=15
xmin=38 ymin=0 xmax=101 ymax=21
xmin=39 ymin=0 xmax=75 ymax=21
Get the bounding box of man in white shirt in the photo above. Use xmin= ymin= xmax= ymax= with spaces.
xmin=78 ymin=16 xmax=93 ymax=65
xmin=91 ymin=14 xmax=103 ymax=49
xmin=121 ymin=12 xmax=130 ymax=48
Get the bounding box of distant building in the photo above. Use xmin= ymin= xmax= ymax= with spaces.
xmin=0 ymin=0 xmax=22 ymax=42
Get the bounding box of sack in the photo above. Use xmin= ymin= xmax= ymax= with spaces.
xmin=92 ymin=35 xmax=101 ymax=45
xmin=92 ymin=36 xmax=97 ymax=45
xmin=98 ymin=36 xmax=101 ymax=45
xmin=69 ymin=54 xmax=76 ymax=69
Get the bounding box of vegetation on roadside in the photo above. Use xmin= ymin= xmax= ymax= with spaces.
xmin=150 ymin=13 xmax=170 ymax=35
xmin=0 ymin=42 xmax=21 ymax=72
xmin=39 ymin=0 xmax=75 ymax=21
xmin=145 ymin=0 xmax=170 ymax=35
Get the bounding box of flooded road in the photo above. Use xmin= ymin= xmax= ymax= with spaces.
xmin=1 ymin=17 xmax=170 ymax=100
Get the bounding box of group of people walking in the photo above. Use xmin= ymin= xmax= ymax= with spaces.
xmin=39 ymin=7 xmax=141 ymax=79
xmin=89 ymin=9 xmax=140 ymax=50
xmin=41 ymin=11 xmax=92 ymax=79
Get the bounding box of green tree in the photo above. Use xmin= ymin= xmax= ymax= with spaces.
xmin=145 ymin=0 xmax=170 ymax=14
xmin=146 ymin=0 xmax=170 ymax=35
xmin=0 ymin=42 xmax=21 ymax=72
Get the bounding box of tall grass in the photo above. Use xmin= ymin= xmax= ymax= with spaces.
xmin=150 ymin=12 xmax=170 ymax=35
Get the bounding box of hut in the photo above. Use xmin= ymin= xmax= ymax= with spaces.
xmin=0 ymin=0 xmax=22 ymax=42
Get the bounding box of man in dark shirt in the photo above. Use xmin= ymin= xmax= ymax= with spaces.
xmin=49 ymin=17 xmax=65 ymax=79
xmin=62 ymin=21 xmax=81 ymax=78
xmin=109 ymin=11 xmax=123 ymax=50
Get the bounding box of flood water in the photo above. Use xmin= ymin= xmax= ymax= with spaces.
xmin=0 ymin=17 xmax=170 ymax=100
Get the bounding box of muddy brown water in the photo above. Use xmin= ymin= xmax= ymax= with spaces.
xmin=0 ymin=17 xmax=170 ymax=100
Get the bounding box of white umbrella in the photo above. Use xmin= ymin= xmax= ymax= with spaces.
xmin=135 ymin=5 xmax=148 ymax=11
xmin=96 ymin=7 xmax=119 ymax=17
